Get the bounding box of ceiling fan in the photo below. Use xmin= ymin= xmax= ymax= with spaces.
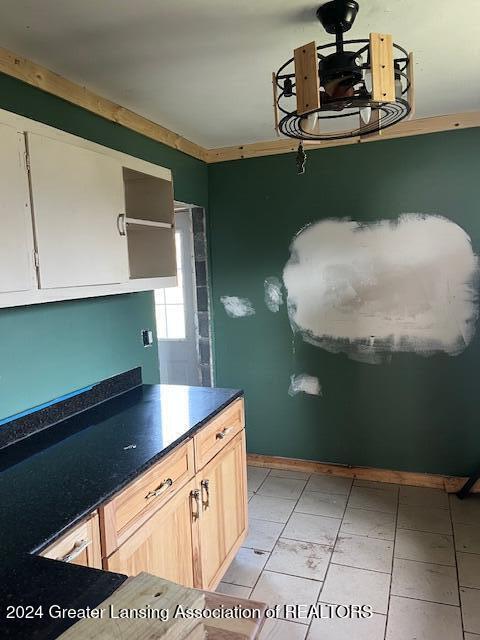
xmin=272 ymin=0 xmax=414 ymax=172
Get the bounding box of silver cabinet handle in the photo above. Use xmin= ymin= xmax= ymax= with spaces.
xmin=117 ymin=213 xmax=127 ymax=236
xmin=58 ymin=539 xmax=90 ymax=563
xmin=216 ymin=426 xmax=234 ymax=440
xmin=201 ymin=479 xmax=210 ymax=510
xmin=191 ymin=489 xmax=201 ymax=521
xmin=145 ymin=478 xmax=173 ymax=500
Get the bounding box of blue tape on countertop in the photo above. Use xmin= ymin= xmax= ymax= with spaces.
xmin=0 ymin=385 xmax=94 ymax=427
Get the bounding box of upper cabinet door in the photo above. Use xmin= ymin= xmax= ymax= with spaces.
xmin=0 ymin=124 xmax=36 ymax=294
xmin=27 ymin=133 xmax=129 ymax=289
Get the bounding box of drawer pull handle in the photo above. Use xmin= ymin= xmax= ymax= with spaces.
xmin=201 ymin=479 xmax=210 ymax=510
xmin=145 ymin=478 xmax=173 ymax=500
xmin=191 ymin=489 xmax=201 ymax=521
xmin=216 ymin=426 xmax=234 ymax=440
xmin=58 ymin=539 xmax=91 ymax=563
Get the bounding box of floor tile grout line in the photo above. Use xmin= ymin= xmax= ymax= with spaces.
xmin=393 ymin=553 xmax=456 ymax=568
xmin=247 ymin=470 xmax=313 ymax=609
xmin=304 ymin=476 xmax=355 ymax=639
xmin=254 ymin=469 xmax=330 ymax=635
xmin=384 ymin=476 xmax=400 ymax=640
xmin=396 ymin=525 xmax=454 ymax=536
xmin=246 ymin=466 xmax=300 ymax=601
xmin=326 ymin=560 xmax=392 ymax=576
xmin=448 ymin=494 xmax=467 ymax=634
xmin=249 ymin=466 xmax=272 ymax=494
xmin=386 ymin=592 xmax=461 ymax=608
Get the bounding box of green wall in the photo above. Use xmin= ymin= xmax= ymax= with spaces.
xmin=208 ymin=129 xmax=480 ymax=477
xmin=2 ymin=69 xmax=480 ymax=477
xmin=0 ymin=73 xmax=207 ymax=421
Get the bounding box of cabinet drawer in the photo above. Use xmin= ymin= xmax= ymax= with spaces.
xmin=105 ymin=479 xmax=197 ymax=588
xmin=101 ymin=439 xmax=194 ymax=555
xmin=194 ymin=398 xmax=244 ymax=471
xmin=41 ymin=512 xmax=101 ymax=569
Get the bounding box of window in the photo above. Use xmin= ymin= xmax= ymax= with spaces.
xmin=155 ymin=232 xmax=186 ymax=339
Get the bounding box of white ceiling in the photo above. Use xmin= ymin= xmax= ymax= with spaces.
xmin=0 ymin=0 xmax=479 ymax=148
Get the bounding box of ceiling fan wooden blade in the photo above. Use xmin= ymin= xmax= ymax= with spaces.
xmin=294 ymin=41 xmax=320 ymax=116
xmin=369 ymin=33 xmax=395 ymax=102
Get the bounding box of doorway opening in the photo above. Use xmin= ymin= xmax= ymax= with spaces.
xmin=155 ymin=204 xmax=213 ymax=386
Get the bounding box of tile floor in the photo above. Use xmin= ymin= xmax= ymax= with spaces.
xmin=216 ymin=465 xmax=480 ymax=640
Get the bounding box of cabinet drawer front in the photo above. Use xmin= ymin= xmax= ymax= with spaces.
xmin=105 ymin=479 xmax=197 ymax=588
xmin=194 ymin=398 xmax=244 ymax=470
xmin=103 ymin=439 xmax=194 ymax=553
xmin=41 ymin=512 xmax=101 ymax=569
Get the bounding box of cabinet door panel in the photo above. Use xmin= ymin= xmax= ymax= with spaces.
xmin=0 ymin=124 xmax=35 ymax=293
xmin=27 ymin=133 xmax=129 ymax=289
xmin=105 ymin=480 xmax=196 ymax=588
xmin=197 ymin=431 xmax=248 ymax=589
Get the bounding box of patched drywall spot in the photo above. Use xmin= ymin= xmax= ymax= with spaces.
xmin=220 ymin=296 xmax=255 ymax=318
xmin=289 ymin=373 xmax=322 ymax=397
xmin=283 ymin=214 xmax=479 ymax=362
xmin=264 ymin=276 xmax=284 ymax=313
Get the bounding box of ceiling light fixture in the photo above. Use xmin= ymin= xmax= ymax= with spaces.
xmin=273 ymin=0 xmax=414 ymax=173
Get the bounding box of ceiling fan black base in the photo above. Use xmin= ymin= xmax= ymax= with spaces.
xmin=316 ymin=0 xmax=359 ymax=34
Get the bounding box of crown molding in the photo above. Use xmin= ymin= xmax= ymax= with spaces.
xmin=0 ymin=46 xmax=208 ymax=162
xmin=204 ymin=111 xmax=480 ymax=163
xmin=0 ymin=46 xmax=479 ymax=166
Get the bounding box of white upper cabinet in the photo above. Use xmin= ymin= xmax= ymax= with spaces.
xmin=0 ymin=124 xmax=36 ymax=294
xmin=27 ymin=133 xmax=129 ymax=289
xmin=0 ymin=109 xmax=177 ymax=309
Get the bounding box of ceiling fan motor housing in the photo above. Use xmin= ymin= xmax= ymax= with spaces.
xmin=320 ymin=52 xmax=363 ymax=92
xmin=316 ymin=0 xmax=359 ymax=34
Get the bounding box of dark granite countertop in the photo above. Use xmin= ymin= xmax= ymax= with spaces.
xmin=0 ymin=384 xmax=243 ymax=639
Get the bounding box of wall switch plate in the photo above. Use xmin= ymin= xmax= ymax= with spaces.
xmin=141 ymin=329 xmax=154 ymax=347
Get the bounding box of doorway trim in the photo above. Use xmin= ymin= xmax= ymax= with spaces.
xmin=174 ymin=203 xmax=214 ymax=387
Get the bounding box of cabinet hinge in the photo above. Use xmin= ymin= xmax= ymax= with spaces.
xmin=33 ymin=250 xmax=39 ymax=268
xmin=24 ymin=152 xmax=31 ymax=173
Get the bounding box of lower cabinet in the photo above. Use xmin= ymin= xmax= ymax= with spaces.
xmin=41 ymin=512 xmax=102 ymax=569
xmin=38 ymin=399 xmax=247 ymax=590
xmin=196 ymin=430 xmax=248 ymax=589
xmin=101 ymin=400 xmax=248 ymax=590
xmin=105 ymin=479 xmax=198 ymax=588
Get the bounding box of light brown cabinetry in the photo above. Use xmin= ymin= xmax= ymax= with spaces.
xmin=105 ymin=480 xmax=199 ymax=588
xmin=100 ymin=439 xmax=195 ymax=556
xmin=196 ymin=430 xmax=247 ymax=589
xmin=193 ymin=398 xmax=244 ymax=470
xmin=100 ymin=398 xmax=247 ymax=590
xmin=41 ymin=512 xmax=102 ymax=569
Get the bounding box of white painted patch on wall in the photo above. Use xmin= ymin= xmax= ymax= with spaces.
xmin=289 ymin=373 xmax=322 ymax=397
xmin=264 ymin=276 xmax=284 ymax=312
xmin=283 ymin=214 xmax=479 ymax=362
xmin=220 ymin=295 xmax=255 ymax=318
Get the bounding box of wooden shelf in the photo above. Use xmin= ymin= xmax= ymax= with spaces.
xmin=125 ymin=217 xmax=173 ymax=229
xmin=123 ymin=167 xmax=174 ymax=225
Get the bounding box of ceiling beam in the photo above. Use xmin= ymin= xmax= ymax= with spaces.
xmin=204 ymin=111 xmax=480 ymax=163
xmin=0 ymin=46 xmax=208 ymax=162
xmin=0 ymin=46 xmax=479 ymax=165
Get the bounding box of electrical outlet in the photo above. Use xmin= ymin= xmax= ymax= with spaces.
xmin=141 ymin=329 xmax=154 ymax=347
